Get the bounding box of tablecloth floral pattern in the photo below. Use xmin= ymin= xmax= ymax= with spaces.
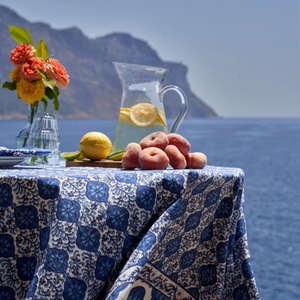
xmin=0 ymin=165 xmax=260 ymax=300
xmin=105 ymin=167 xmax=260 ymax=300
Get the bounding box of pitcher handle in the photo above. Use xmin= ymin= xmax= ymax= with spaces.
xmin=159 ymin=85 xmax=188 ymax=133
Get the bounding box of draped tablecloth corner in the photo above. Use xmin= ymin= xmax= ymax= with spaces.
xmin=0 ymin=165 xmax=259 ymax=300
xmin=104 ymin=167 xmax=260 ymax=300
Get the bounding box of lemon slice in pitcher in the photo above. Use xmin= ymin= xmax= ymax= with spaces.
xmin=129 ymin=103 xmax=158 ymax=127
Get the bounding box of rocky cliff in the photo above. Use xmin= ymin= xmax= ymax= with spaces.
xmin=0 ymin=6 xmax=218 ymax=119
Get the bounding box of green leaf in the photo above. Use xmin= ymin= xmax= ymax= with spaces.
xmin=7 ymin=25 xmax=34 ymax=45
xmin=1 ymin=81 xmax=17 ymax=91
xmin=36 ymin=68 xmax=47 ymax=80
xmin=36 ymin=38 xmax=48 ymax=60
xmin=44 ymin=86 xmax=59 ymax=111
xmin=41 ymin=98 xmax=48 ymax=111
xmin=45 ymin=85 xmax=59 ymax=98
xmin=54 ymin=86 xmax=60 ymax=97
xmin=53 ymin=97 xmax=59 ymax=111
xmin=45 ymin=87 xmax=59 ymax=110
xmin=43 ymin=79 xmax=56 ymax=90
xmin=52 ymin=87 xmax=59 ymax=110
xmin=45 ymin=87 xmax=55 ymax=99
xmin=36 ymin=69 xmax=56 ymax=90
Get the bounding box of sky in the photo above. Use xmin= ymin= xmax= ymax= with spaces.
xmin=1 ymin=0 xmax=299 ymax=118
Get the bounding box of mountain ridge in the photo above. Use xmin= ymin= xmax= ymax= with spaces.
xmin=0 ymin=5 xmax=218 ymax=119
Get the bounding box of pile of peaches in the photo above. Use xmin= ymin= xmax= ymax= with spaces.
xmin=122 ymin=132 xmax=207 ymax=170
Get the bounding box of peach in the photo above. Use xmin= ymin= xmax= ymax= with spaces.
xmin=185 ymin=152 xmax=207 ymax=169
xmin=138 ymin=147 xmax=169 ymax=170
xmin=140 ymin=131 xmax=169 ymax=150
xmin=122 ymin=143 xmax=142 ymax=170
xmin=165 ymin=145 xmax=187 ymax=169
xmin=167 ymin=133 xmax=191 ymax=155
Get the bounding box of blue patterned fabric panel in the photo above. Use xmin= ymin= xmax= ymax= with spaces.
xmin=0 ymin=147 xmax=51 ymax=157
xmin=105 ymin=167 xmax=260 ymax=300
xmin=0 ymin=166 xmax=192 ymax=300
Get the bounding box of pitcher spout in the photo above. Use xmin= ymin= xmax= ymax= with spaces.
xmin=112 ymin=62 xmax=169 ymax=90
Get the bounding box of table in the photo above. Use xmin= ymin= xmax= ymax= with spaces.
xmin=0 ymin=164 xmax=260 ymax=300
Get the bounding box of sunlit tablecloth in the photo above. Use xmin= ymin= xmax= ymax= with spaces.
xmin=0 ymin=164 xmax=260 ymax=300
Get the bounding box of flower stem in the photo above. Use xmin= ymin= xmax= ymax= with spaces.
xmin=22 ymin=103 xmax=38 ymax=148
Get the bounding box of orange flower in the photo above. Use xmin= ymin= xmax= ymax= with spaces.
xmin=10 ymin=43 xmax=36 ymax=68
xmin=46 ymin=58 xmax=69 ymax=89
xmin=16 ymin=78 xmax=45 ymax=104
xmin=19 ymin=57 xmax=47 ymax=82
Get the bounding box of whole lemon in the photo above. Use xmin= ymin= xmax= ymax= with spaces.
xmin=79 ymin=132 xmax=112 ymax=161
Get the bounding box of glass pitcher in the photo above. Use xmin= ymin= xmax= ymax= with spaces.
xmin=111 ymin=62 xmax=188 ymax=153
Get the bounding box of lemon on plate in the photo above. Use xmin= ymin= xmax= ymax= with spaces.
xmin=80 ymin=132 xmax=112 ymax=161
xmin=129 ymin=103 xmax=158 ymax=127
xmin=61 ymin=151 xmax=82 ymax=161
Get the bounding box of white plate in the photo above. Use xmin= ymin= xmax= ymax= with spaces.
xmin=0 ymin=156 xmax=27 ymax=161
xmin=0 ymin=157 xmax=25 ymax=168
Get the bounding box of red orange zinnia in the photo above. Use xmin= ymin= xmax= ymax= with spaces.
xmin=10 ymin=43 xmax=36 ymax=68
xmin=19 ymin=57 xmax=47 ymax=82
xmin=46 ymin=58 xmax=69 ymax=89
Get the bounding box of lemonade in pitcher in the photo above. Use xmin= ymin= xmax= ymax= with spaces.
xmin=110 ymin=62 xmax=188 ymax=155
xmin=111 ymin=103 xmax=168 ymax=153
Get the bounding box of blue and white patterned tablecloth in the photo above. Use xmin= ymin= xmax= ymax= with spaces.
xmin=0 ymin=164 xmax=260 ymax=300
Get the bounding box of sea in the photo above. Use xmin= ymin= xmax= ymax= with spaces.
xmin=0 ymin=117 xmax=299 ymax=300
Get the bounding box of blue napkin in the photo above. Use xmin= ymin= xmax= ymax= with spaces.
xmin=0 ymin=147 xmax=52 ymax=157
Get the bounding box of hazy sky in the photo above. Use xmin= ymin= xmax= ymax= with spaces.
xmin=1 ymin=0 xmax=299 ymax=117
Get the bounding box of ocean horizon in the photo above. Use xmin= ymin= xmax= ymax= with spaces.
xmin=0 ymin=117 xmax=299 ymax=299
